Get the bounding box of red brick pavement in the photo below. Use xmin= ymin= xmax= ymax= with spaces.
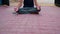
xmin=0 ymin=6 xmax=60 ymax=34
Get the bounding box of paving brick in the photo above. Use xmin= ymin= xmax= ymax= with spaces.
xmin=0 ymin=6 xmax=60 ymax=34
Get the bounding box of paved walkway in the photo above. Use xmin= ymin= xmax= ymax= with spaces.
xmin=0 ymin=6 xmax=60 ymax=34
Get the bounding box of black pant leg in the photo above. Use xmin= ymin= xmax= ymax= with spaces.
xmin=2 ymin=0 xmax=9 ymax=6
xmin=55 ymin=0 xmax=60 ymax=7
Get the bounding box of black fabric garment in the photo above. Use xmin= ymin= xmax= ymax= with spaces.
xmin=55 ymin=0 xmax=60 ymax=7
xmin=23 ymin=0 xmax=34 ymax=7
xmin=0 ymin=0 xmax=2 ymax=5
xmin=55 ymin=0 xmax=60 ymax=4
xmin=2 ymin=0 xmax=9 ymax=6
